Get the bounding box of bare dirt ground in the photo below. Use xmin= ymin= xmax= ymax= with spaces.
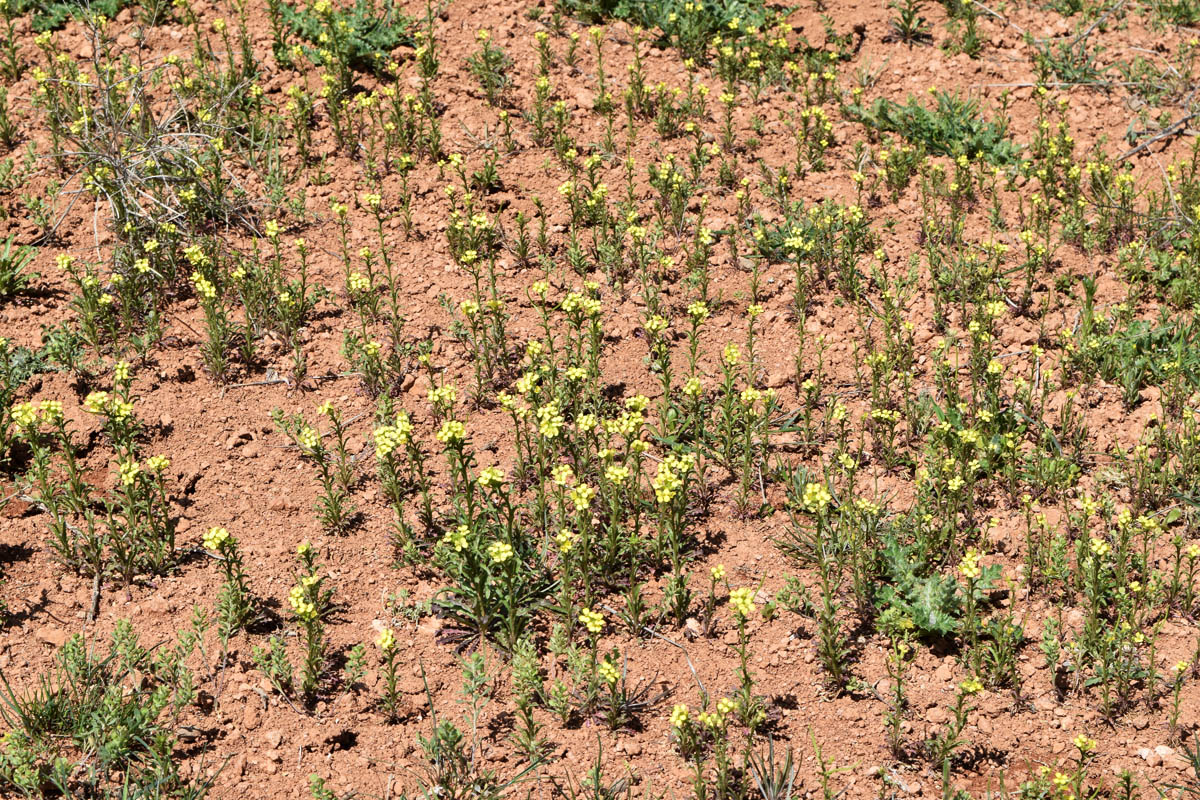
xmin=2 ymin=0 xmax=1200 ymax=798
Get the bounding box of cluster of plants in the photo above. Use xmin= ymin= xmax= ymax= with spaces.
xmin=1 ymin=0 xmax=1200 ymax=798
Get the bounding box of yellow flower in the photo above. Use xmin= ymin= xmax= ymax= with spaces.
xmin=118 ymin=459 xmax=141 ymax=486
xmin=203 ymin=527 xmax=229 ymax=550
xmin=39 ymin=400 xmax=62 ymax=421
xmin=537 ymin=403 xmax=565 ymax=439
xmin=670 ymin=703 xmax=689 ymax=727
xmin=478 ymin=466 xmax=505 ymax=488
xmin=598 ymin=659 xmax=619 ymax=685
xmin=569 ymin=484 xmax=596 ymax=511
xmin=960 ymin=677 xmax=983 ymax=695
xmin=579 ymin=607 xmax=605 ymax=634
xmin=729 ymin=587 xmax=756 ymax=619
xmin=441 ymin=525 xmax=468 ymax=552
xmin=552 ymin=464 xmax=575 ymax=486
xmin=711 ymin=564 xmax=726 ymax=581
xmin=1072 ymin=734 xmax=1096 ymax=753
xmin=604 ymin=464 xmax=630 ymax=485
xmin=436 ymin=420 xmax=465 ymax=444
xmin=377 ymin=628 xmax=396 ymax=652
xmin=555 ymin=529 xmax=575 ymax=554
xmin=10 ymin=402 xmax=36 ymax=429
xmin=802 ymin=482 xmax=831 ymax=513
xmin=298 ymin=426 xmax=320 ymax=452
xmin=488 ymin=541 xmax=513 ymax=564
xmin=653 ymin=460 xmax=683 ymax=503
xmin=959 ymin=549 xmax=982 ymax=580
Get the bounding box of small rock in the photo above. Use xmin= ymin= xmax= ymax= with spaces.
xmin=37 ymin=626 xmax=69 ymax=647
xmin=225 ymin=430 xmax=253 ymax=450
xmin=262 ymin=729 xmax=283 ymax=750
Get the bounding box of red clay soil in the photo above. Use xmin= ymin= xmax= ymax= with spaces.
xmin=1 ymin=0 xmax=1199 ymax=798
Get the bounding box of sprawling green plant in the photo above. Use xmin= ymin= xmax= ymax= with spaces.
xmin=0 ymin=623 xmax=210 ymax=797
xmin=846 ymin=91 xmax=1020 ymax=165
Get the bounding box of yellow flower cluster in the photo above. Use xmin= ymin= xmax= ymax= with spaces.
xmin=118 ymin=459 xmax=141 ymax=486
xmin=83 ymin=391 xmax=133 ymax=421
xmin=555 ymin=529 xmax=574 ymax=554
xmin=190 ymin=271 xmax=216 ymax=300
xmin=579 ymin=607 xmax=604 ymax=634
xmin=436 ymin=419 xmax=465 ymax=444
xmin=569 ymin=484 xmax=596 ymax=511
xmin=478 ymin=466 xmax=505 ymax=488
xmin=203 ymin=526 xmax=229 ymax=551
xmin=10 ymin=402 xmax=37 ymax=429
xmin=729 ymin=587 xmax=756 ymax=618
xmin=441 ymin=525 xmax=468 ymax=552
xmin=288 ymin=577 xmax=320 ymax=621
xmin=652 ymin=453 xmax=695 ymax=504
xmin=801 ymin=482 xmax=831 ymax=513
xmin=959 ymin=548 xmax=982 ymax=580
xmin=298 ymin=426 xmax=320 ymax=452
xmin=488 ymin=541 xmax=514 ymax=564
xmin=374 ymin=414 xmax=413 ymax=459
xmin=598 ymin=658 xmax=619 ymax=685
